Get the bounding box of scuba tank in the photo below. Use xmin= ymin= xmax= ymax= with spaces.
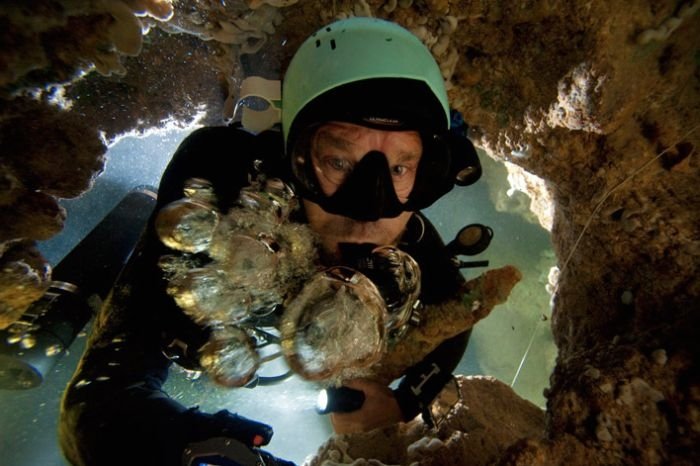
xmin=0 ymin=188 xmax=157 ymax=389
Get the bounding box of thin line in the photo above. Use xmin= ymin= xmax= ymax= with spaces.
xmin=519 ymin=125 xmax=700 ymax=387
xmin=511 ymin=319 xmax=541 ymax=387
xmin=559 ymin=123 xmax=700 ymax=277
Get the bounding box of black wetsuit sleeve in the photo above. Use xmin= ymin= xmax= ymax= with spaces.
xmin=393 ymin=213 xmax=470 ymax=421
xmin=59 ymin=127 xmax=277 ymax=466
xmin=156 ymin=126 xmax=258 ymax=210
xmin=393 ymin=330 xmax=470 ymax=421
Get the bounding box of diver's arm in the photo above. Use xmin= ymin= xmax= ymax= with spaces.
xmin=393 ymin=213 xmax=470 ymax=421
xmin=155 ymin=125 xmax=286 ymax=211
xmin=328 ymin=329 xmax=469 ymax=433
xmin=59 ymin=230 xmax=276 ymax=465
xmin=393 ymin=330 xmax=470 ymax=421
xmin=59 ymin=126 xmax=290 ymax=465
xmin=156 ymin=126 xmax=258 ymax=210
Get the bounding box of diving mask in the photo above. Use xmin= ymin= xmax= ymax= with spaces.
xmin=290 ymin=123 xmax=480 ymax=221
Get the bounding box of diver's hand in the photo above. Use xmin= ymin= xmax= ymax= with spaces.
xmin=329 ymin=379 xmax=403 ymax=434
xmin=182 ymin=436 xmax=296 ymax=466
xmin=184 ymin=408 xmax=273 ymax=447
xmin=182 ymin=410 xmax=296 ymax=465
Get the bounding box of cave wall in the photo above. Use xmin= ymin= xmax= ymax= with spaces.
xmin=1 ymin=0 xmax=698 ymax=464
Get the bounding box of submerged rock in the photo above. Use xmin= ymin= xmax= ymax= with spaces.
xmin=1 ymin=0 xmax=699 ymax=463
xmin=350 ymin=266 xmax=522 ymax=385
xmin=305 ymin=375 xmax=545 ymax=466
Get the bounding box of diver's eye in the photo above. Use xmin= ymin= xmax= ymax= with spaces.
xmin=391 ymin=165 xmax=408 ymax=177
xmin=324 ymin=156 xmax=352 ymax=173
xmin=317 ymin=155 xmax=354 ymax=186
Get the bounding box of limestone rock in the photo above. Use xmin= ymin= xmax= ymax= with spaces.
xmin=0 ymin=241 xmax=51 ymax=330
xmin=305 ymin=375 xmax=545 ymax=466
xmin=350 ymin=266 xmax=522 ymax=385
xmin=0 ymin=1 xmax=698 ymax=464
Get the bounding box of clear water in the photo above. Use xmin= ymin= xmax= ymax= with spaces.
xmin=0 ymin=128 xmax=556 ymax=465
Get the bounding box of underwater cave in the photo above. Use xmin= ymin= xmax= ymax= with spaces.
xmin=0 ymin=1 xmax=698 ymax=465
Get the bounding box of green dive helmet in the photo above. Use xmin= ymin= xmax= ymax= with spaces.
xmin=282 ymin=17 xmax=450 ymax=148
xmin=282 ymin=17 xmax=480 ymax=220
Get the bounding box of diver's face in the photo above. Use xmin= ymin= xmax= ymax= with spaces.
xmin=303 ymin=122 xmax=422 ymax=261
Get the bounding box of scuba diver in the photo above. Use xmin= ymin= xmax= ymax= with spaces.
xmin=59 ymin=17 xmax=482 ymax=466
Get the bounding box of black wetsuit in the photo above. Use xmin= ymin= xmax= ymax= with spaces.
xmin=59 ymin=126 xmax=469 ymax=466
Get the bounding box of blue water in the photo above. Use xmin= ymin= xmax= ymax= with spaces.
xmin=0 ymin=128 xmax=556 ymax=465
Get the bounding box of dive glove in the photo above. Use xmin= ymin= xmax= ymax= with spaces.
xmin=183 ymin=436 xmax=295 ymax=466
xmin=182 ymin=410 xmax=295 ymax=465
xmin=184 ymin=409 xmax=273 ymax=447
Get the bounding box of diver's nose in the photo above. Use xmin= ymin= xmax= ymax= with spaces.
xmin=331 ymin=151 xmax=404 ymax=221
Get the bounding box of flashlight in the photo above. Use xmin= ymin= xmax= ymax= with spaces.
xmin=316 ymin=386 xmax=366 ymax=414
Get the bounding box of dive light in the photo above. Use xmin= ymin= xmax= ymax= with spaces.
xmin=316 ymin=386 xmax=366 ymax=414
